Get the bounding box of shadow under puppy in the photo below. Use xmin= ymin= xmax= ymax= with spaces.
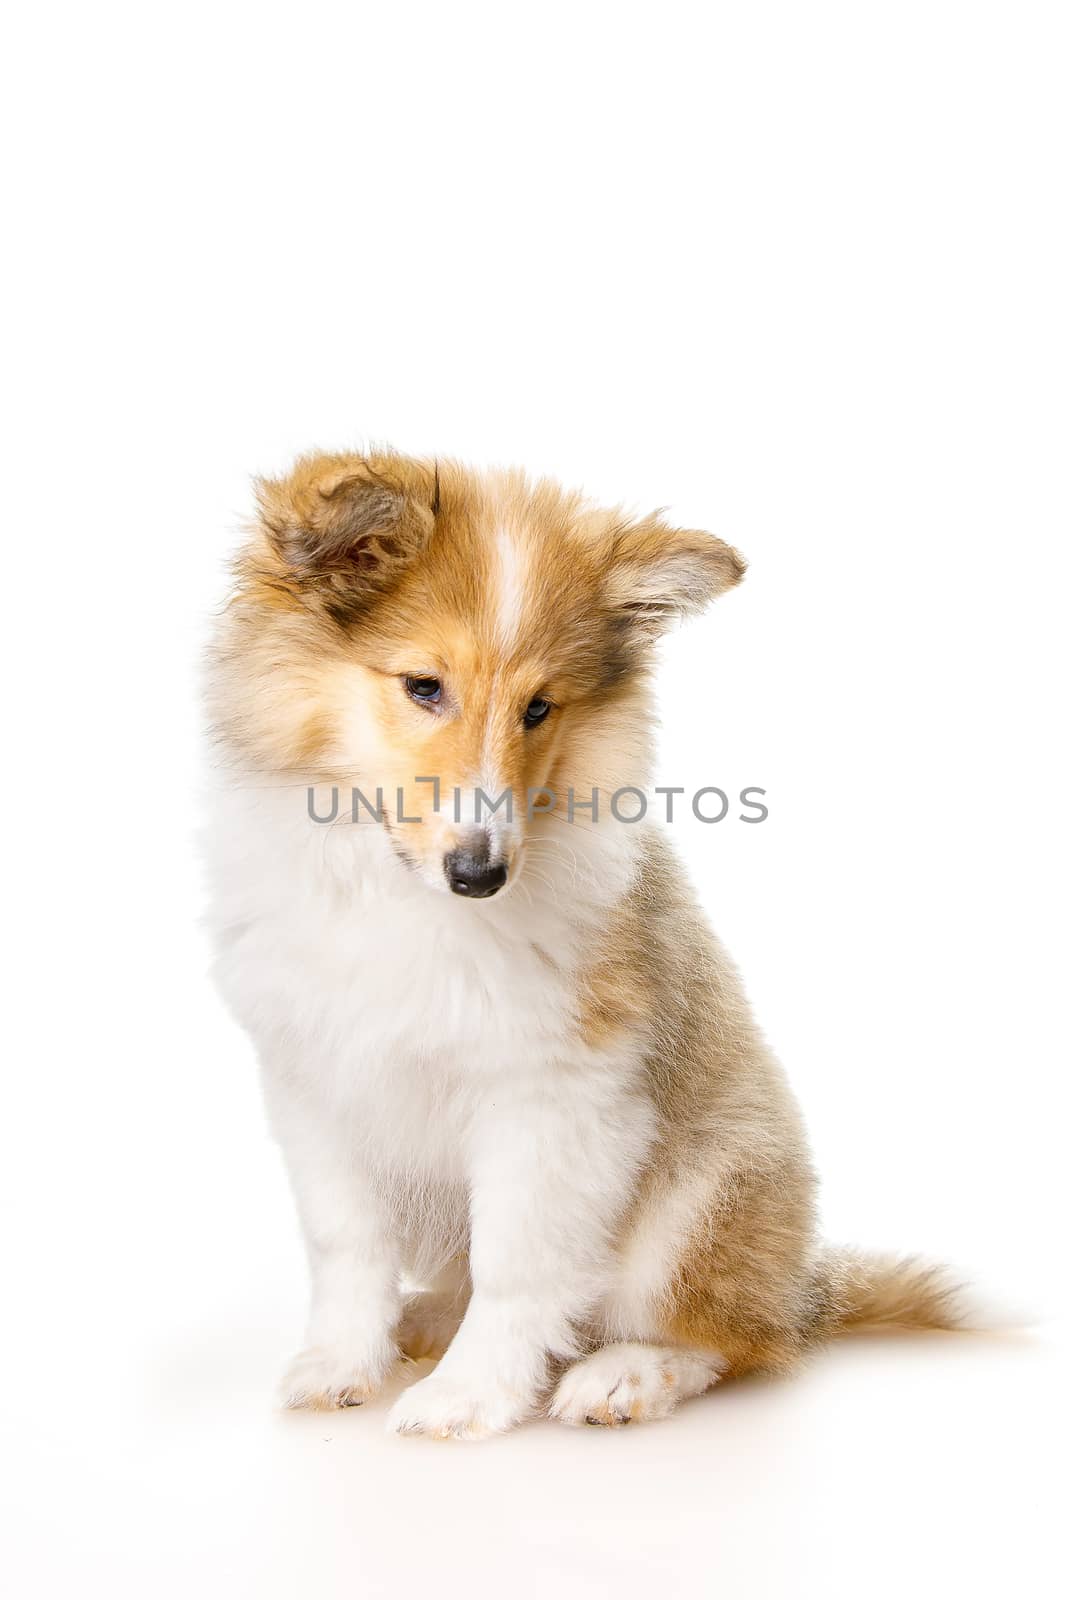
xmin=205 ymin=450 xmax=983 ymax=1437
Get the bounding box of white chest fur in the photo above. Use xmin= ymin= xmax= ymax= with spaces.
xmin=205 ymin=786 xmax=643 ymax=1187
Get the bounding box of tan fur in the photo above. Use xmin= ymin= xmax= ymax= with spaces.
xmin=396 ymin=1260 xmax=473 ymax=1362
xmin=593 ymin=834 xmax=971 ymax=1373
xmin=810 ymin=1250 xmax=972 ymax=1335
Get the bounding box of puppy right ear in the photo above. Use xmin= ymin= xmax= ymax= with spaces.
xmin=254 ymin=452 xmax=436 ymax=600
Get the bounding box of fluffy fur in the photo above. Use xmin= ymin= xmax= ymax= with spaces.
xmin=204 ymin=449 xmax=981 ymax=1438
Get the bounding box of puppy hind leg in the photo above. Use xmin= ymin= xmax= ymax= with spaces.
xmin=397 ymin=1256 xmax=472 ymax=1361
xmin=549 ymin=1342 xmax=726 ymax=1426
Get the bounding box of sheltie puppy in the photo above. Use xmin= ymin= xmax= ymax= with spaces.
xmin=204 ymin=449 xmax=980 ymax=1438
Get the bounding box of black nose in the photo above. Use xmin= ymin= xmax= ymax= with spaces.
xmin=444 ymin=851 xmax=508 ymax=899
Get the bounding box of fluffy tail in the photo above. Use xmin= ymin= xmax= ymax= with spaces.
xmin=808 ymin=1248 xmax=1004 ymax=1341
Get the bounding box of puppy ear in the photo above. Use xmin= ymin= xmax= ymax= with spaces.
xmin=603 ymin=516 xmax=746 ymax=641
xmin=254 ymin=452 xmax=436 ymax=600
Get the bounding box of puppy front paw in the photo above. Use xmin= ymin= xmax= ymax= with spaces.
xmin=279 ymin=1341 xmax=397 ymax=1410
xmin=386 ymin=1372 xmax=531 ymax=1439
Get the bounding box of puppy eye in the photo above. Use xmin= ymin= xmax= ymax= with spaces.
xmin=405 ymin=675 xmax=442 ymax=704
xmin=523 ymin=697 xmax=552 ymax=728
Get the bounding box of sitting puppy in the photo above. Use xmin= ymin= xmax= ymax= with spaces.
xmin=205 ymin=450 xmax=975 ymax=1437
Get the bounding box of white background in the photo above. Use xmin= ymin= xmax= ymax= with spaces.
xmin=3 ymin=3 xmax=1064 ymax=1596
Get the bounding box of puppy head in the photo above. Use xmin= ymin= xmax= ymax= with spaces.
xmin=212 ymin=450 xmax=744 ymax=897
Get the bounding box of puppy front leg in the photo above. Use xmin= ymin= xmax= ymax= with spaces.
xmin=388 ymin=1073 xmax=651 ymax=1438
xmin=264 ymin=1073 xmax=402 ymax=1409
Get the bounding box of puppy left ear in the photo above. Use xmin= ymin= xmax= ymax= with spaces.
xmin=255 ymin=453 xmax=436 ymax=581
xmin=603 ymin=517 xmax=746 ymax=639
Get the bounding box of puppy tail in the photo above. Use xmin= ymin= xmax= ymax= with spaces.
xmin=807 ymin=1248 xmax=1020 ymax=1341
